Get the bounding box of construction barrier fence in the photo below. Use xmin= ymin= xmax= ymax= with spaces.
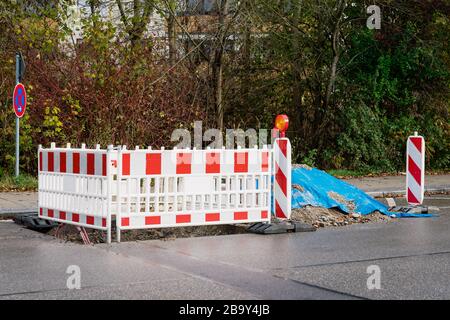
xmin=38 ymin=140 xmax=291 ymax=243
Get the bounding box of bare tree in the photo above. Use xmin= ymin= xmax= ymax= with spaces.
xmin=324 ymin=0 xmax=346 ymax=110
xmin=213 ymin=0 xmax=228 ymax=132
xmin=115 ymin=0 xmax=155 ymax=47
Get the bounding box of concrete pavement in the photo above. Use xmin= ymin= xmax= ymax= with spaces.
xmin=345 ymin=174 xmax=449 ymax=196
xmin=0 ymin=192 xmax=37 ymax=215
xmin=0 ymin=195 xmax=449 ymax=299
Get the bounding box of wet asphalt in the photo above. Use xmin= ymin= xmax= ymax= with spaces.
xmin=0 ymin=195 xmax=449 ymax=300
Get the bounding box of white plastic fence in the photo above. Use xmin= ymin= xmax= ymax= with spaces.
xmin=38 ymin=140 xmax=291 ymax=243
xmin=38 ymin=143 xmax=116 ymax=242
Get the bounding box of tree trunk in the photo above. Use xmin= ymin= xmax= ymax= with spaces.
xmin=167 ymin=12 xmax=177 ymax=64
xmin=325 ymin=54 xmax=339 ymax=109
xmin=213 ymin=0 xmax=228 ymax=132
xmin=324 ymin=0 xmax=345 ymax=110
xmin=291 ymin=1 xmax=304 ymax=137
xmin=241 ymin=2 xmax=251 ymax=105
xmin=215 ymin=60 xmax=224 ymax=132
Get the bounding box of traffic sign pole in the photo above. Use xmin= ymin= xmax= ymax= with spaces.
xmin=15 ymin=111 xmax=19 ymax=177
xmin=13 ymin=53 xmax=26 ymax=177
xmin=15 ymin=53 xmax=20 ymax=177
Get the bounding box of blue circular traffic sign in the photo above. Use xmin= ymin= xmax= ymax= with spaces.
xmin=13 ymin=83 xmax=27 ymax=118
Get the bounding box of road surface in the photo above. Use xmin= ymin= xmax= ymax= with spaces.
xmin=0 ymin=195 xmax=449 ymax=299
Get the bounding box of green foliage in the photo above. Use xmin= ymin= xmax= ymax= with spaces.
xmin=331 ymin=17 xmax=450 ymax=171
xmin=327 ymin=169 xmax=377 ymax=178
xmin=299 ymin=149 xmax=318 ymax=168
xmin=43 ymin=106 xmax=64 ymax=139
xmin=0 ymin=173 xmax=38 ymax=191
xmin=333 ymin=102 xmax=394 ymax=172
xmin=0 ymin=0 xmax=449 ymax=177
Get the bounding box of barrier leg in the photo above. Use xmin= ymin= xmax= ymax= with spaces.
xmin=107 ymin=225 xmax=111 ymax=244
xmin=106 ymin=145 xmax=113 ymax=244
xmin=116 ymin=146 xmax=124 ymax=243
xmin=76 ymin=226 xmax=92 ymax=245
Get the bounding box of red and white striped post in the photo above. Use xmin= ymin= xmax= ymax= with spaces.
xmin=273 ymin=115 xmax=292 ymax=219
xmin=406 ymin=132 xmax=425 ymax=205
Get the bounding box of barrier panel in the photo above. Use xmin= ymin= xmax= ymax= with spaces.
xmin=273 ymin=138 xmax=291 ymax=219
xmin=38 ymin=143 xmax=115 ymax=242
xmin=38 ymin=138 xmax=291 ymax=243
xmin=114 ymin=146 xmax=272 ymax=241
xmin=406 ymin=132 xmax=425 ymax=205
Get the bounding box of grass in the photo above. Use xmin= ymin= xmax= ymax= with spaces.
xmin=327 ymin=168 xmax=449 ymax=178
xmin=0 ymin=174 xmax=38 ymax=192
xmin=326 ymin=169 xmax=397 ymax=178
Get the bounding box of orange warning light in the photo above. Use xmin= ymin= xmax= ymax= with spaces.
xmin=274 ymin=114 xmax=289 ymax=137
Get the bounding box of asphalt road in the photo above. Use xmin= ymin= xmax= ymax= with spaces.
xmin=0 ymin=195 xmax=449 ymax=300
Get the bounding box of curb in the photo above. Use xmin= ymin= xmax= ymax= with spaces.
xmin=367 ymin=187 xmax=450 ymax=198
xmin=0 ymin=208 xmax=38 ymax=216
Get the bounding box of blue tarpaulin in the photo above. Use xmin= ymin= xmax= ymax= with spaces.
xmin=291 ymin=167 xmax=433 ymax=218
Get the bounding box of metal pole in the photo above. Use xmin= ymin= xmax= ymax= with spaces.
xmin=106 ymin=145 xmax=113 ymax=244
xmin=15 ymin=53 xmax=20 ymax=177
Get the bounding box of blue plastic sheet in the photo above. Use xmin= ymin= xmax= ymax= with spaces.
xmin=291 ymin=167 xmax=433 ymax=218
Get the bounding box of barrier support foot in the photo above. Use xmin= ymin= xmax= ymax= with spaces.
xmin=389 ymin=205 xmax=429 ymax=214
xmin=13 ymin=213 xmax=58 ymax=232
xmin=247 ymin=220 xmax=316 ymax=234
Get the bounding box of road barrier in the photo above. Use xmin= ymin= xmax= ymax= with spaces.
xmin=38 ymin=143 xmax=115 ymax=242
xmin=406 ymin=132 xmax=425 ymax=205
xmin=273 ymin=138 xmax=291 ymax=219
xmin=115 ymin=145 xmax=272 ymax=243
xmin=38 ymin=139 xmax=291 ymax=243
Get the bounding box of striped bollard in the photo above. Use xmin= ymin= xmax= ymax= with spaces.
xmin=273 ymin=137 xmax=291 ymax=219
xmin=406 ymin=132 xmax=425 ymax=205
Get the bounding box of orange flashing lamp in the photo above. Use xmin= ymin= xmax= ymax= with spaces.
xmin=274 ymin=114 xmax=289 ymax=137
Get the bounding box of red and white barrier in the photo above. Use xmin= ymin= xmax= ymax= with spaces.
xmin=273 ymin=138 xmax=291 ymax=219
xmin=38 ymin=143 xmax=115 ymax=242
xmin=115 ymin=146 xmax=271 ymax=241
xmin=406 ymin=132 xmax=425 ymax=205
xmin=38 ymin=138 xmax=292 ymax=243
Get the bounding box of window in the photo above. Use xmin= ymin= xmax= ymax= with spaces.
xmin=178 ymin=0 xmax=235 ymax=16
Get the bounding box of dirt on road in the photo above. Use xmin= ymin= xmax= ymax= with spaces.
xmin=44 ymin=207 xmax=392 ymax=244
xmin=291 ymin=206 xmax=391 ymax=228
xmin=47 ymin=223 xmax=249 ymax=244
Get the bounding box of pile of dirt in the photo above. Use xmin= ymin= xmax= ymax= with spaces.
xmin=327 ymin=191 xmax=357 ymax=211
xmin=291 ymin=206 xmax=391 ymax=228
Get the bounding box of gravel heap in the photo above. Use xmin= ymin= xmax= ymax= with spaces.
xmin=291 ymin=206 xmax=391 ymax=228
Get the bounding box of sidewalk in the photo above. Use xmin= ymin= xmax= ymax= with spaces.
xmin=344 ymin=174 xmax=449 ymax=197
xmin=0 ymin=175 xmax=448 ymax=215
xmin=0 ymin=192 xmax=37 ymax=215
